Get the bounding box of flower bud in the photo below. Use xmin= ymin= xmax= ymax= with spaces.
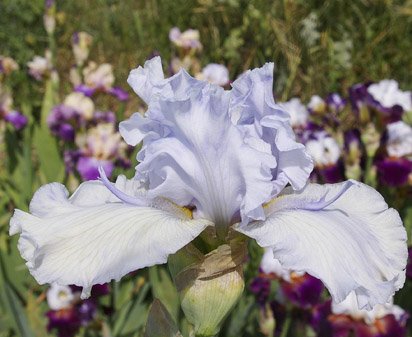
xmin=169 ymin=242 xmax=246 ymax=337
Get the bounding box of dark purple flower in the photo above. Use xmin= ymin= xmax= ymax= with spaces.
xmin=318 ymin=162 xmax=345 ymax=183
xmin=376 ymin=158 xmax=412 ymax=187
xmin=76 ymin=156 xmax=114 ymax=181
xmin=349 ymin=83 xmax=370 ymax=114
xmin=109 ymin=87 xmax=129 ymax=101
xmin=58 ymin=123 xmax=75 ymax=141
xmin=90 ymin=283 xmax=110 ymax=297
xmin=311 ymin=301 xmax=334 ymax=337
xmin=326 ymin=93 xmax=346 ymax=113
xmin=250 ymin=274 xmax=272 ymax=306
xmin=48 ymin=104 xmax=81 ymax=141
xmin=77 ymin=299 xmax=97 ymax=326
xmin=369 ymin=102 xmax=403 ymax=124
xmin=46 ymin=308 xmax=80 ymax=337
xmin=4 ymin=111 xmax=28 ymax=130
xmin=344 ymin=129 xmax=362 ymax=152
xmin=280 ymin=273 xmax=324 ymax=309
xmin=353 ymin=314 xmax=408 ymax=337
xmin=64 ymin=150 xmax=81 ymax=173
xmin=406 ymin=247 xmax=412 ymax=280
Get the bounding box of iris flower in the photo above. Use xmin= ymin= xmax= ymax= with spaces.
xmin=10 ymin=57 xmax=407 ymax=310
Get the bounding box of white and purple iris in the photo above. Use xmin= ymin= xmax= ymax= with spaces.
xmin=10 ymin=57 xmax=407 ymax=309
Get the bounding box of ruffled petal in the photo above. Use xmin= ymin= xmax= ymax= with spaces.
xmin=10 ymin=178 xmax=211 ymax=298
xmin=235 ymin=180 xmax=407 ymax=309
xmin=122 ymin=59 xmax=279 ymax=229
xmin=230 ymin=64 xmax=313 ymax=194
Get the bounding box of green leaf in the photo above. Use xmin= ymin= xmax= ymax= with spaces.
xmin=112 ymin=282 xmax=150 ymax=336
xmin=0 ymin=253 xmax=35 ymax=337
xmin=32 ymin=78 xmax=64 ymax=183
xmin=148 ymin=266 xmax=180 ymax=322
xmin=144 ymin=299 xmax=183 ymax=337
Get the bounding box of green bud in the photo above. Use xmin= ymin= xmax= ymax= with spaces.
xmin=169 ymin=242 xmax=246 ymax=337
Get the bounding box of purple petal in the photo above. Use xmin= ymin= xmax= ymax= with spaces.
xmin=280 ymin=273 xmax=324 ymax=308
xmin=376 ymin=158 xmax=412 ymax=187
xmin=108 ymin=87 xmax=129 ymax=101
xmin=4 ymin=111 xmax=28 ymax=130
xmin=75 ymin=84 xmax=96 ymax=97
xmin=76 ymin=157 xmax=114 ymax=181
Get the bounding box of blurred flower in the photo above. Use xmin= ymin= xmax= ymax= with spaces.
xmin=305 ymin=131 xmax=344 ymax=183
xmin=386 ymin=121 xmax=412 ymax=158
xmin=4 ymin=110 xmax=28 ymax=130
xmin=43 ymin=0 xmax=56 ymax=34
xmin=343 ymin=129 xmax=363 ymax=180
xmin=322 ymin=292 xmax=409 ymax=337
xmin=376 ymin=158 xmax=412 ymax=187
xmin=279 ymin=97 xmax=309 ymax=129
xmin=47 ymin=284 xmax=76 ymax=311
xmin=326 ymin=93 xmax=346 ymax=113
xmin=27 ymin=51 xmax=53 ymax=81
xmin=64 ymin=92 xmax=95 ymax=120
xmin=0 ymin=56 xmax=19 ymax=75
xmin=48 ymin=92 xmax=95 ymax=141
xmin=406 ymin=247 xmax=412 ymax=280
xmin=83 ymin=62 xmax=114 ymax=90
xmin=376 ymin=121 xmax=412 ymax=186
xmin=308 ymin=95 xmax=326 ymax=114
xmin=349 ymin=83 xmax=370 ymax=121
xmin=258 ymin=249 xmax=324 ymax=309
xmin=0 ymin=90 xmax=27 ymax=130
xmin=196 ymin=63 xmax=229 ymax=86
xmin=74 ymin=123 xmax=129 ymax=180
xmin=170 ymin=55 xmax=201 ymax=75
xmin=72 ymin=32 xmax=93 ymax=67
xmin=305 ymin=131 xmax=341 ymax=167
xmin=367 ymin=80 xmax=412 ymax=113
xmin=75 ymin=62 xmax=128 ymax=101
xmin=169 ymin=27 xmax=202 ymax=51
xmin=46 ymin=284 xmax=108 ymax=337
xmin=11 ymin=57 xmax=407 ymax=315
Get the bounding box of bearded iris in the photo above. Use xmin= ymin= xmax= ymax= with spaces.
xmin=10 ymin=57 xmax=407 ymax=318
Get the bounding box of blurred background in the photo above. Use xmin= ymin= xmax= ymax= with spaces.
xmin=0 ymin=0 xmax=412 ymax=336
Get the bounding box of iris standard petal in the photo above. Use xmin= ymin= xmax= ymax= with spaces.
xmin=122 ymin=59 xmax=279 ymax=229
xmin=10 ymin=179 xmax=211 ymax=298
xmin=230 ymin=63 xmax=313 ymax=193
xmin=235 ymin=180 xmax=407 ymax=309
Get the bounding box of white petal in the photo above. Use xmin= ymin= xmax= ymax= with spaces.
xmin=10 ymin=180 xmax=210 ymax=298
xmin=332 ymin=292 xmax=406 ymax=324
xmin=235 ymin=180 xmax=407 ymax=309
xmin=230 ymin=64 xmax=313 ymax=193
xmin=260 ymin=248 xmax=292 ymax=281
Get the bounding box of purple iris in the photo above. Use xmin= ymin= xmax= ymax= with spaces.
xmin=108 ymin=87 xmax=129 ymax=101
xmin=280 ymin=273 xmax=324 ymax=309
xmin=326 ymin=93 xmax=346 ymax=113
xmin=48 ymin=105 xmax=81 ymax=141
xmin=46 ymin=284 xmax=109 ymax=337
xmin=4 ymin=111 xmax=28 ymax=130
xmin=76 ymin=157 xmax=114 ymax=181
xmin=406 ymin=247 xmax=412 ymax=280
xmin=376 ymin=159 xmax=412 ymax=187
xmin=249 ymin=272 xmax=272 ymax=306
xmin=75 ymin=85 xmax=129 ymax=102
